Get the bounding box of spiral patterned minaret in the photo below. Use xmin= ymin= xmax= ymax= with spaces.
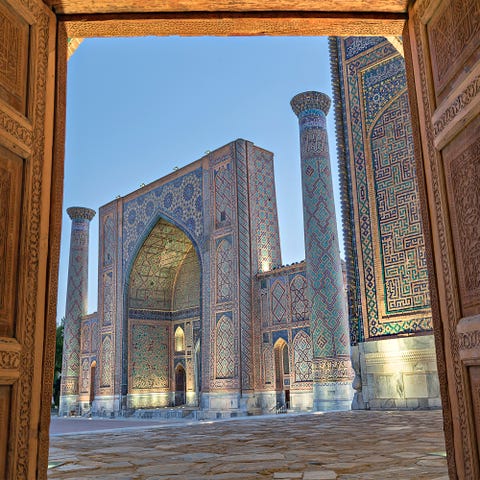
xmin=59 ymin=207 xmax=95 ymax=416
xmin=291 ymin=91 xmax=353 ymax=410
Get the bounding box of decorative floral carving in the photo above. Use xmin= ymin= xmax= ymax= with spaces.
xmin=0 ymin=350 xmax=20 ymax=369
xmin=458 ymin=331 xmax=480 ymax=350
xmin=0 ymin=110 xmax=32 ymax=149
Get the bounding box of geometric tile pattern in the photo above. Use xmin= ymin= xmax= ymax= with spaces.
xmin=293 ymin=330 xmax=313 ymax=382
xmin=216 ymin=237 xmax=233 ymax=303
xmin=290 ymin=274 xmax=309 ymax=321
xmin=103 ymin=216 xmax=115 ymax=267
xmin=100 ymin=334 xmax=112 ymax=388
xmin=257 ymin=265 xmax=313 ymax=392
xmin=271 ymin=280 xmax=287 ymax=324
xmin=214 ymin=163 xmax=233 ymax=228
xmin=215 ymin=314 xmax=235 ymax=379
xmin=331 ymin=37 xmax=432 ymax=341
xmin=247 ymin=145 xmax=282 ymax=272
xmin=235 ymin=140 xmax=254 ymax=391
xmin=262 ymin=346 xmax=274 ymax=385
xmin=291 ymin=92 xmax=351 ymax=367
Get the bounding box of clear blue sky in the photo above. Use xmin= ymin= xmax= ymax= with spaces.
xmin=59 ymin=35 xmax=343 ymax=321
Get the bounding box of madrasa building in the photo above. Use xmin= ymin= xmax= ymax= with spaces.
xmin=59 ymin=36 xmax=441 ymax=418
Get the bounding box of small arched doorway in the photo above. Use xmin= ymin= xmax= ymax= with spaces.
xmin=89 ymin=361 xmax=97 ymax=404
xmin=175 ymin=364 xmax=186 ymax=406
xmin=274 ymin=339 xmax=290 ymax=409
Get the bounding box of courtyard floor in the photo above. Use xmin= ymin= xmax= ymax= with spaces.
xmin=48 ymin=410 xmax=448 ymax=480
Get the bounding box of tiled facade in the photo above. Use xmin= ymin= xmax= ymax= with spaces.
xmin=63 ymin=140 xmax=310 ymax=417
xmin=330 ymin=36 xmax=440 ymax=410
xmin=61 ymin=40 xmax=441 ymax=416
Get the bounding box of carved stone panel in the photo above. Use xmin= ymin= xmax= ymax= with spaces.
xmin=444 ymin=114 xmax=480 ymax=315
xmin=0 ymin=145 xmax=22 ymax=337
xmin=0 ymin=1 xmax=29 ymax=114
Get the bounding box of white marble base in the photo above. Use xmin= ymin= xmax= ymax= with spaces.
xmin=353 ymin=334 xmax=441 ymax=410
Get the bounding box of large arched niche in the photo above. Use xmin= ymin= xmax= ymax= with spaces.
xmin=126 ymin=217 xmax=201 ymax=409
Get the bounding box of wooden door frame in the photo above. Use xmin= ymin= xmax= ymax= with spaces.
xmin=39 ymin=2 xmax=456 ymax=478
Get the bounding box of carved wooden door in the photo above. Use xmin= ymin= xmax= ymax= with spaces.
xmin=0 ymin=0 xmax=56 ymax=478
xmin=406 ymin=0 xmax=480 ymax=478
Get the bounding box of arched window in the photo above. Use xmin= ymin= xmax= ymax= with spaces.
xmin=282 ymin=343 xmax=290 ymax=375
xmin=175 ymin=326 xmax=185 ymax=352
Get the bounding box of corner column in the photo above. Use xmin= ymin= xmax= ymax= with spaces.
xmin=291 ymin=91 xmax=353 ymax=410
xmin=59 ymin=206 xmax=96 ymax=416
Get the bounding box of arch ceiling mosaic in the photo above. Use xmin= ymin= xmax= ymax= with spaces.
xmin=128 ymin=218 xmax=199 ymax=311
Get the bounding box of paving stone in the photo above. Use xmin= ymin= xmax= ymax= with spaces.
xmin=48 ymin=410 xmax=447 ymax=480
xmin=303 ymin=471 xmax=337 ymax=479
xmin=273 ymin=473 xmax=303 ymax=479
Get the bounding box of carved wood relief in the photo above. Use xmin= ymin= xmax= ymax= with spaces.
xmin=427 ymin=0 xmax=480 ymax=102
xmin=0 ymin=386 xmax=11 ymax=479
xmin=0 ymin=146 xmax=22 ymax=337
xmin=444 ymin=115 xmax=480 ymax=315
xmin=0 ymin=1 xmax=29 ymax=114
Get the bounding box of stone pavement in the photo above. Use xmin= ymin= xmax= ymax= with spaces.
xmin=48 ymin=410 xmax=448 ymax=479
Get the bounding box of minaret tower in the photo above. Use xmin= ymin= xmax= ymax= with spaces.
xmin=291 ymin=91 xmax=353 ymax=410
xmin=59 ymin=206 xmax=95 ymax=415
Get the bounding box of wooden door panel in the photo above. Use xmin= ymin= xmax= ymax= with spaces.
xmin=443 ymin=114 xmax=480 ymax=317
xmin=0 ymin=0 xmax=56 ymax=478
xmin=0 ymin=145 xmax=23 ymax=337
xmin=0 ymin=386 xmax=11 ymax=479
xmin=0 ymin=1 xmax=29 ymax=114
xmin=407 ymin=0 xmax=480 ymax=478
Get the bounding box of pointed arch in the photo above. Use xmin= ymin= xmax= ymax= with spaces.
xmin=175 ymin=326 xmax=185 ymax=352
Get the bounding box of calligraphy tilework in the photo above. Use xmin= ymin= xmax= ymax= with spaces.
xmin=371 ymin=92 xmax=430 ymax=316
xmin=122 ymin=168 xmax=203 ymax=271
xmin=332 ymin=37 xmax=432 ymax=339
xmin=129 ymin=322 xmax=170 ymax=391
xmin=344 ymin=36 xmax=384 ymax=60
